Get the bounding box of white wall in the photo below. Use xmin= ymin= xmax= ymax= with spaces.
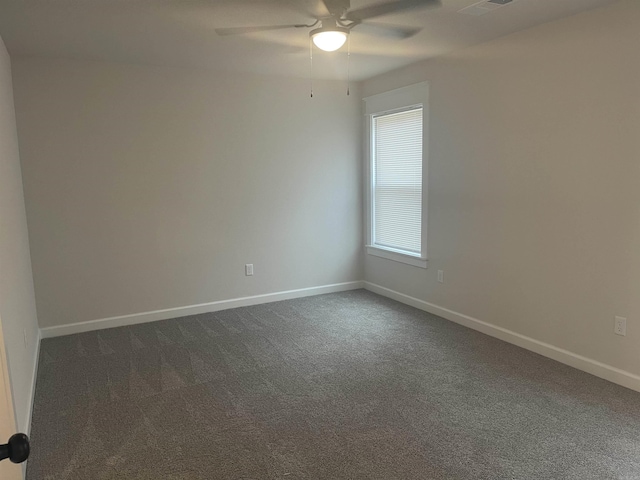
xmin=362 ymin=0 xmax=640 ymax=377
xmin=0 ymin=34 xmax=40 ymax=436
xmin=12 ymin=59 xmax=363 ymax=329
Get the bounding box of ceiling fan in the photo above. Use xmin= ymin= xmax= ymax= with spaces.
xmin=215 ymin=0 xmax=442 ymax=52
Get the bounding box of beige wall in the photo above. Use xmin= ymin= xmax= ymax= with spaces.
xmin=13 ymin=59 xmax=363 ymax=328
xmin=363 ymin=0 xmax=640 ymax=376
xmin=0 ymin=33 xmax=40 ymax=440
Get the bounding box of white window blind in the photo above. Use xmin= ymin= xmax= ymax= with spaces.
xmin=372 ymin=107 xmax=423 ymax=255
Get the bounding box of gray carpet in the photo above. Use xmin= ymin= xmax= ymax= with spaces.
xmin=27 ymin=290 xmax=640 ymax=479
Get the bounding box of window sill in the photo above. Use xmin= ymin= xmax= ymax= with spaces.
xmin=366 ymin=245 xmax=428 ymax=269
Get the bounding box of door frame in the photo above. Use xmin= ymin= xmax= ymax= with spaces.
xmin=0 ymin=314 xmax=21 ymax=480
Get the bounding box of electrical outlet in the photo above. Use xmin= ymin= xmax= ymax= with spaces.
xmin=614 ymin=316 xmax=627 ymax=336
xmin=437 ymin=270 xmax=444 ymax=283
xmin=245 ymin=264 xmax=254 ymax=276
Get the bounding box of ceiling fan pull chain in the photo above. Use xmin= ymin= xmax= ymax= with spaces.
xmin=309 ymin=37 xmax=314 ymax=98
xmin=346 ymin=35 xmax=351 ymax=96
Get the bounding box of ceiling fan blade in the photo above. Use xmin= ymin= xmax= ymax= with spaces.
xmin=311 ymin=0 xmax=332 ymax=17
xmin=215 ymin=24 xmax=309 ymax=36
xmin=321 ymin=0 xmax=351 ymax=17
xmin=356 ymin=22 xmax=421 ymax=39
xmin=346 ymin=0 xmax=441 ymax=21
xmin=278 ymin=0 xmax=330 ymax=19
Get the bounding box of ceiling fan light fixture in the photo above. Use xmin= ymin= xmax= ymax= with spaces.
xmin=310 ymin=26 xmax=349 ymax=52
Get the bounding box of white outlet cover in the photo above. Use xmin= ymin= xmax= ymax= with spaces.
xmin=614 ymin=316 xmax=627 ymax=336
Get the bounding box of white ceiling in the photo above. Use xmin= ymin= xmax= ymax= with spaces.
xmin=0 ymin=0 xmax=618 ymax=81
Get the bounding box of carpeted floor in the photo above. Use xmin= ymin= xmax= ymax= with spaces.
xmin=27 ymin=290 xmax=640 ymax=479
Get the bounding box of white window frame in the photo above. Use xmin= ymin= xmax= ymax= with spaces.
xmin=364 ymin=82 xmax=429 ymax=269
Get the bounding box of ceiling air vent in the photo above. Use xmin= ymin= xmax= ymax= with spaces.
xmin=458 ymin=0 xmax=518 ymax=16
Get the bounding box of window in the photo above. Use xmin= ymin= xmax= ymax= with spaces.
xmin=364 ymin=83 xmax=428 ymax=268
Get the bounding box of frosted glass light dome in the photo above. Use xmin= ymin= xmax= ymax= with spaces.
xmin=311 ymin=30 xmax=348 ymax=52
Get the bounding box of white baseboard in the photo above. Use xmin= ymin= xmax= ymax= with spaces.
xmin=39 ymin=279 xmax=640 ymax=392
xmin=40 ymin=281 xmax=364 ymax=339
xmin=364 ymin=281 xmax=640 ymax=393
